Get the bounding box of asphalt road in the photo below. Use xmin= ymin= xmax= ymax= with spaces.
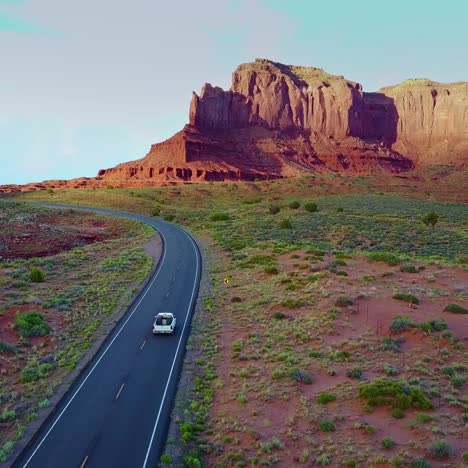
xmin=12 ymin=205 xmax=201 ymax=468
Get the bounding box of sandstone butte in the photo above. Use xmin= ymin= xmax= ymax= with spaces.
xmin=2 ymin=59 xmax=468 ymax=191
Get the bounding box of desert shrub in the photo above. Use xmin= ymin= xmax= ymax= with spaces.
xmin=410 ymin=457 xmax=430 ymax=468
xmin=29 ymin=268 xmax=45 ymax=283
xmin=392 ymin=292 xmax=419 ymax=304
xmin=289 ymin=200 xmax=300 ymax=209
xmin=259 ymin=437 xmax=284 ymax=453
xmin=336 ymin=207 xmax=344 ymax=212
xmin=331 ymin=259 xmax=347 ymax=267
xmin=281 ymin=298 xmax=303 ymax=309
xmin=0 ymin=409 xmax=16 ymax=422
xmin=210 ymin=211 xmax=230 ymax=222
xmin=20 ymin=362 xmax=53 ymax=383
xmin=316 ymin=454 xmax=332 ymax=465
xmin=429 ymin=440 xmax=453 ymax=460
xmin=443 ymin=303 xmax=467 ymax=314
xmin=272 ymin=311 xmax=286 ymax=320
xmin=422 ymin=212 xmax=439 ymax=227
xmin=391 ymin=408 xmax=405 ymax=419
xmin=380 ymin=336 xmax=405 ymax=352
xmin=269 ymin=204 xmax=281 ymax=215
xmin=400 ymin=264 xmax=418 ymax=273
xmin=160 ymin=454 xmax=172 ymax=465
xmin=319 ymin=420 xmax=335 ymax=432
xmin=418 ymin=319 xmax=447 ymax=333
xmin=334 ymin=295 xmax=354 ymax=307
xmin=451 ymin=374 xmax=465 ymax=388
xmin=317 ymin=393 xmax=336 ymax=404
xmin=289 ymin=368 xmax=313 ymax=384
xmin=359 ymin=379 xmax=434 ymax=410
xmin=231 ymin=296 xmax=242 ymax=303
xmin=384 ymin=364 xmax=400 ymax=376
xmin=151 ymin=207 xmax=161 ymax=216
xmin=389 ymin=316 xmax=414 ymax=333
xmin=264 ymin=266 xmax=279 ymax=275
xmin=304 ymin=202 xmax=318 ymax=213
xmin=163 ymin=214 xmax=175 ymax=222
xmin=0 ymin=342 xmax=18 ymax=354
xmin=442 ymin=366 xmax=455 ymax=377
xmin=14 ymin=312 xmax=51 ymax=337
xmin=241 ymin=255 xmax=276 ymax=268
xmin=347 ymin=367 xmax=362 ymax=380
xmin=381 ymin=436 xmax=395 ymax=449
xmin=368 ymin=252 xmax=400 ymax=266
xmin=279 ymin=218 xmax=293 ymax=229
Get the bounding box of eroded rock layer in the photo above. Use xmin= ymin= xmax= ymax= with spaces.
xmin=2 ymin=59 xmax=467 ymax=191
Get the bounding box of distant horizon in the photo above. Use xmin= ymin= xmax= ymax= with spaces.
xmin=1 ymin=0 xmax=467 ymax=185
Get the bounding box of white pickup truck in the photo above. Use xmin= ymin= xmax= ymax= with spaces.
xmin=153 ymin=312 xmax=177 ymax=335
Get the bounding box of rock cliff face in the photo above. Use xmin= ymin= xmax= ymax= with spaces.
xmin=2 ymin=59 xmax=466 ymax=191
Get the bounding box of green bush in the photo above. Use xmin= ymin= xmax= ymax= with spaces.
xmin=400 ymin=264 xmax=418 ymax=273
xmin=160 ymin=454 xmax=172 ymax=465
xmin=392 ymin=293 xmax=419 ymax=304
xmin=336 ymin=207 xmax=344 ymax=212
xmin=443 ymin=303 xmax=467 ymax=314
xmin=451 ymin=374 xmax=465 ymax=388
xmin=381 ymin=436 xmax=395 ymax=449
xmin=163 ymin=214 xmax=175 ymax=222
xmin=304 ymin=202 xmax=318 ymax=213
xmin=288 ymin=368 xmax=313 ymax=384
xmin=0 ymin=341 xmax=18 ymax=354
xmin=367 ymin=252 xmax=400 ymax=266
xmin=269 ymin=204 xmax=281 ymax=214
xmin=279 ymin=218 xmax=293 ymax=229
xmin=272 ymin=311 xmax=286 ymax=320
xmin=151 ymin=207 xmax=161 ymax=217
xmin=319 ymin=420 xmax=336 ymax=432
xmin=384 ymin=364 xmax=400 ymax=376
xmin=289 ymin=200 xmax=300 ymax=209
xmin=280 ymin=298 xmax=303 ymax=309
xmin=429 ymin=440 xmax=453 ymax=460
xmin=389 ymin=316 xmax=414 ymax=333
xmin=20 ymin=362 xmax=53 ymax=383
xmin=264 ymin=266 xmax=279 ymax=275
xmin=380 ymin=336 xmax=405 ymax=352
xmin=210 ymin=212 xmax=230 ymax=221
xmin=409 ymin=457 xmax=430 ymax=468
xmin=334 ymin=295 xmax=354 ymax=307
xmin=29 ymin=268 xmax=45 ymax=283
xmin=14 ymin=312 xmax=51 ymax=337
xmin=422 ymin=212 xmax=439 ymax=227
xmin=315 ymin=454 xmax=332 ymax=465
xmin=359 ymin=379 xmax=434 ymax=411
xmin=391 ymin=408 xmax=405 ymax=419
xmin=418 ymin=319 xmax=447 ymax=333
xmin=347 ymin=367 xmax=362 ymax=379
xmin=0 ymin=409 xmax=16 ymax=422
xmin=317 ymin=393 xmax=336 ymax=404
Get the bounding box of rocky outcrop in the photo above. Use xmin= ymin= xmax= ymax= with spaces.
xmin=2 ymin=59 xmax=466 ymax=192
xmin=380 ymin=80 xmax=468 ymax=165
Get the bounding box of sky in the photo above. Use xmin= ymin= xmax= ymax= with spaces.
xmin=1 ymin=0 xmax=467 ymax=185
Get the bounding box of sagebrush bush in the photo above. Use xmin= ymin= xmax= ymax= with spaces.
xmin=389 ymin=316 xmax=414 ymax=333
xmin=393 ymin=292 xmax=419 ymax=304
xmin=422 ymin=211 xmax=439 ymax=227
xmin=359 ymin=378 xmax=434 ymax=410
xmin=317 ymin=393 xmax=336 ymax=404
xmin=14 ymin=312 xmax=51 ymax=338
xmin=279 ymin=219 xmax=293 ymax=229
xmin=29 ymin=268 xmax=45 ymax=283
xmin=334 ymin=295 xmax=354 ymax=307
xmin=289 ymin=200 xmax=300 ymax=209
xmin=269 ymin=204 xmax=281 ymax=214
xmin=289 ymin=368 xmax=313 ymax=383
xmin=319 ymin=420 xmax=335 ymax=432
xmin=210 ymin=211 xmax=230 ymax=221
xmin=381 ymin=436 xmax=395 ymax=449
xmin=367 ymin=252 xmax=400 ymax=266
xmin=429 ymin=440 xmax=453 ymax=460
xmin=444 ymin=303 xmax=467 ymax=314
xmin=400 ymin=264 xmax=418 ymax=273
xmin=304 ymin=202 xmax=318 ymax=213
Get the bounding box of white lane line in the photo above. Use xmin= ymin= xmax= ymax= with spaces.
xmin=142 ymin=230 xmax=200 ymax=468
xmin=165 ymin=291 xmax=170 ymax=298
xmin=22 ymin=229 xmax=168 ymax=468
xmin=115 ymin=383 xmax=125 ymax=400
xmin=140 ymin=340 xmax=147 ymax=350
xmin=80 ymin=455 xmax=88 ymax=468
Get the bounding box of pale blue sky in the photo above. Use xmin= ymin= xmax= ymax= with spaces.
xmin=1 ymin=0 xmax=467 ymax=184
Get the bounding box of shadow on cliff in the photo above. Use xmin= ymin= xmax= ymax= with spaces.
xmin=349 ymin=92 xmax=398 ymax=145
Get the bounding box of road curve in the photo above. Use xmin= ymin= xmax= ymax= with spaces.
xmin=11 ymin=205 xmax=202 ymax=468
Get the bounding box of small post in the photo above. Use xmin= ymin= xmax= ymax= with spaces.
xmin=366 ymin=306 xmax=369 ymax=326
xmin=402 ymin=351 xmax=405 ymax=367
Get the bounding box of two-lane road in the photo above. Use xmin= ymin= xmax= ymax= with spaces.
xmin=12 ymin=205 xmax=201 ymax=468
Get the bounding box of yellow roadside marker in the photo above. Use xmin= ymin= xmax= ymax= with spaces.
xmin=224 ymin=277 xmax=230 ymax=285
